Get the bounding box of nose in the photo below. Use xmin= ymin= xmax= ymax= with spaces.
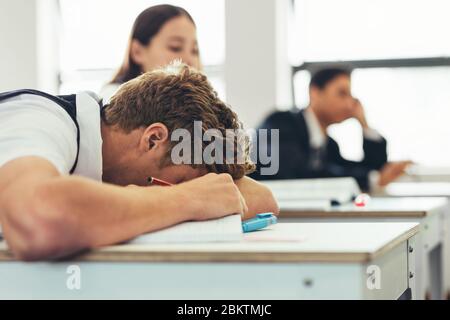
xmin=177 ymin=53 xmax=191 ymax=66
xmin=184 ymin=57 xmax=195 ymax=68
xmin=180 ymin=51 xmax=198 ymax=69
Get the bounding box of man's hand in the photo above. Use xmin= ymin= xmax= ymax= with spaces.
xmin=234 ymin=177 xmax=279 ymax=219
xmin=351 ymin=98 xmax=369 ymax=129
xmin=378 ymin=161 xmax=412 ymax=187
xmin=173 ymin=173 xmax=248 ymax=221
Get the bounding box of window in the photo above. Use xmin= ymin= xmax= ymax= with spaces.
xmin=290 ymin=0 xmax=450 ymax=64
xmin=58 ymin=0 xmax=225 ymax=97
xmin=291 ymin=0 xmax=450 ymax=165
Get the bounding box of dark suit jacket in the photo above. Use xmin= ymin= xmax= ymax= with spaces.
xmin=250 ymin=108 xmax=388 ymax=191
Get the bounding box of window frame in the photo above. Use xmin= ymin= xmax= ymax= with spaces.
xmin=291 ymin=57 xmax=450 ymax=106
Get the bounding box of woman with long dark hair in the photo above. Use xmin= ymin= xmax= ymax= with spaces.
xmin=101 ymin=4 xmax=201 ymax=99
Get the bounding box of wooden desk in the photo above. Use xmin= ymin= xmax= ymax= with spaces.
xmin=0 ymin=222 xmax=418 ymax=300
xmin=278 ymin=197 xmax=448 ymax=300
xmin=262 ymin=177 xmax=360 ymax=202
xmin=280 ymin=197 xmax=446 ymax=218
xmin=377 ymin=182 xmax=450 ymax=299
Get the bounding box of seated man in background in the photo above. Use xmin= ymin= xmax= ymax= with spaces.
xmin=0 ymin=62 xmax=278 ymax=261
xmin=251 ymin=67 xmax=409 ymax=191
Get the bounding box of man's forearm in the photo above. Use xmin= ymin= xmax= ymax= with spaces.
xmin=35 ymin=176 xmax=194 ymax=248
xmin=0 ymin=157 xmax=261 ymax=261
xmin=1 ymin=174 xmax=195 ymax=260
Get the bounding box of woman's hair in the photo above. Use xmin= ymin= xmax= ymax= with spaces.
xmin=110 ymin=4 xmax=195 ymax=84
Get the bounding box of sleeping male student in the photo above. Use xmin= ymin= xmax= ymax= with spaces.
xmin=0 ymin=62 xmax=278 ymax=261
xmin=251 ymin=67 xmax=410 ymax=191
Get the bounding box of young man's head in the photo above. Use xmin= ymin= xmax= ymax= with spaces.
xmin=101 ymin=61 xmax=254 ymax=186
xmin=309 ymin=67 xmax=356 ymax=125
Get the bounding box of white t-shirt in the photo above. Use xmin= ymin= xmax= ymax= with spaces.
xmin=0 ymin=92 xmax=103 ymax=181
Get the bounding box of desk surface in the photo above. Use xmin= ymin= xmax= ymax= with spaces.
xmin=0 ymin=222 xmax=418 ymax=264
xmin=262 ymin=178 xmax=360 ymax=201
xmin=401 ymin=165 xmax=450 ymax=182
xmin=382 ymin=182 xmax=450 ymax=197
xmin=279 ymin=197 xmax=447 ymax=218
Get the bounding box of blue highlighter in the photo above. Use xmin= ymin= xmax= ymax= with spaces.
xmin=242 ymin=213 xmax=277 ymax=233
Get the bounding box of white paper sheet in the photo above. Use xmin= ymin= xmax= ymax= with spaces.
xmin=128 ymin=214 xmax=243 ymax=244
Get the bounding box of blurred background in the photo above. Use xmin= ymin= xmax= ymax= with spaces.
xmin=1 ymin=0 xmax=450 ymax=166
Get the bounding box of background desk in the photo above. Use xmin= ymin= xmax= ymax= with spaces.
xmin=399 ymin=166 xmax=450 ymax=183
xmin=0 ymin=222 xmax=418 ymax=300
xmin=382 ymin=182 xmax=450 ymax=197
xmin=378 ymin=183 xmax=450 ymax=299
xmin=278 ymin=197 xmax=447 ymax=300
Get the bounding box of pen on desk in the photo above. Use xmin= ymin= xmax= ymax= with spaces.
xmin=147 ymin=176 xmax=173 ymax=187
xmin=242 ymin=213 xmax=277 ymax=233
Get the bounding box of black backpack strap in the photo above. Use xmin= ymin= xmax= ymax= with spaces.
xmin=0 ymin=89 xmax=80 ymax=174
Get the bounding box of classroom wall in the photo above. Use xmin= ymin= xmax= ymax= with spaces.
xmin=224 ymin=0 xmax=292 ymax=129
xmin=0 ymin=0 xmax=292 ymax=116
xmin=0 ymin=0 xmax=59 ymax=92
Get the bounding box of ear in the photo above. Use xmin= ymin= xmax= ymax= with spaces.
xmin=138 ymin=123 xmax=170 ymax=153
xmin=130 ymin=39 xmax=146 ymax=65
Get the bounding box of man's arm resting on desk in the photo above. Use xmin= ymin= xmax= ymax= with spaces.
xmin=0 ymin=157 xmax=246 ymax=261
xmin=234 ymin=177 xmax=279 ymax=219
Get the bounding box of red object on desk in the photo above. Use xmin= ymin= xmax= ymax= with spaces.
xmin=354 ymin=193 xmax=371 ymax=207
xmin=147 ymin=177 xmax=173 ymax=187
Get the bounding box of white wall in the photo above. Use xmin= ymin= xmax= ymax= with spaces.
xmin=0 ymin=0 xmax=291 ymax=107
xmin=0 ymin=0 xmax=59 ymax=92
xmin=225 ymin=0 xmax=292 ymax=129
